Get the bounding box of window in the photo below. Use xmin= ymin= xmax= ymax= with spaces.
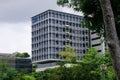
xmin=55 ymin=48 xmax=59 ymax=52
xmin=63 ymin=35 xmax=65 ymax=38
xmin=56 ymin=34 xmax=58 ymax=38
xmin=60 ymin=34 xmax=62 ymax=38
xmin=92 ymin=43 xmax=101 ymax=47
xmin=60 ymin=21 xmax=62 ymax=25
xmin=59 ymin=14 xmax=62 ymax=19
xmin=86 ymin=30 xmax=88 ymax=34
xmin=56 ymin=41 xmax=59 ymax=45
xmin=59 ymin=28 xmax=63 ymax=32
xmin=62 ymin=21 xmax=64 ymax=25
xmin=52 ymin=13 xmax=55 ymax=17
xmin=52 ymin=19 xmax=55 ymax=24
xmin=63 ymin=15 xmax=65 ymax=19
xmin=49 ymin=19 xmax=51 ymax=23
xmin=63 ymin=41 xmax=66 ymax=45
xmin=49 ymin=11 xmax=51 ymax=17
xmin=73 ymin=17 xmax=75 ymax=21
xmin=56 ymin=27 xmax=58 ymax=31
xmin=32 ymin=16 xmax=39 ymax=23
xmin=82 ymin=31 xmax=85 ymax=35
xmin=63 ymin=28 xmax=65 ymax=32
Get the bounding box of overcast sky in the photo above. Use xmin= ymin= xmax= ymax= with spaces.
xmin=0 ymin=0 xmax=82 ymax=55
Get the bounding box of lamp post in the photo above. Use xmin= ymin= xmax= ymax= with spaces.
xmin=100 ymin=64 xmax=107 ymax=80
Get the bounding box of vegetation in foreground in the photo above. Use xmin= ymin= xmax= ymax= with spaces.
xmin=0 ymin=47 xmax=117 ymax=80
xmin=57 ymin=0 xmax=120 ymax=79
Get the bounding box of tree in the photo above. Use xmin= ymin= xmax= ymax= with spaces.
xmin=79 ymin=48 xmax=116 ymax=80
xmin=33 ymin=48 xmax=116 ymax=80
xmin=13 ymin=52 xmax=30 ymax=58
xmin=79 ymin=48 xmax=101 ymax=80
xmin=32 ymin=63 xmax=38 ymax=72
xmin=57 ymin=0 xmax=120 ymax=39
xmin=99 ymin=0 xmax=120 ymax=80
xmin=57 ymin=0 xmax=120 ymax=79
xmin=30 ymin=47 xmax=116 ymax=80
xmin=60 ymin=45 xmax=76 ymax=63
xmin=0 ymin=59 xmax=18 ymax=80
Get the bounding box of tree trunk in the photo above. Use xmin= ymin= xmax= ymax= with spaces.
xmin=99 ymin=0 xmax=120 ymax=79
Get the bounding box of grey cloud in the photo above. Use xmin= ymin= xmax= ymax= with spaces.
xmin=0 ymin=0 xmax=60 ymax=23
xmin=0 ymin=0 xmax=81 ymax=54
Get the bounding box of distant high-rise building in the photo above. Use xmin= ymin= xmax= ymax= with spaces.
xmin=31 ymin=10 xmax=90 ymax=71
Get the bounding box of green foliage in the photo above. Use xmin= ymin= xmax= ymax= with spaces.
xmin=107 ymin=67 xmax=116 ymax=80
xmin=32 ymin=63 xmax=38 ymax=72
xmin=45 ymin=67 xmax=75 ymax=80
xmin=79 ymin=48 xmax=101 ymax=80
xmin=22 ymin=75 xmax=36 ymax=80
xmin=13 ymin=52 xmax=30 ymax=58
xmin=82 ymin=47 xmax=98 ymax=63
xmin=60 ymin=45 xmax=76 ymax=63
xmin=39 ymin=47 xmax=116 ymax=80
xmin=30 ymin=47 xmax=116 ymax=80
xmin=0 ymin=59 xmax=35 ymax=80
xmin=57 ymin=0 xmax=120 ymax=40
xmin=32 ymin=71 xmax=47 ymax=80
xmin=80 ymin=47 xmax=116 ymax=80
xmin=1 ymin=48 xmax=116 ymax=80
xmin=0 ymin=60 xmax=18 ymax=80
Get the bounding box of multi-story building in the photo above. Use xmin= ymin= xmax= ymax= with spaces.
xmin=31 ymin=10 xmax=90 ymax=71
xmin=90 ymin=31 xmax=107 ymax=54
xmin=15 ymin=57 xmax=32 ymax=72
xmin=0 ymin=53 xmax=32 ymax=72
xmin=0 ymin=53 xmax=15 ymax=68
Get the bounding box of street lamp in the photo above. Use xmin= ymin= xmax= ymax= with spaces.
xmin=100 ymin=64 xmax=107 ymax=80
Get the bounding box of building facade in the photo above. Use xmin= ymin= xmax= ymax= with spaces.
xmin=90 ymin=31 xmax=107 ymax=54
xmin=0 ymin=53 xmax=15 ymax=68
xmin=31 ymin=10 xmax=90 ymax=70
xmin=15 ymin=58 xmax=32 ymax=72
xmin=0 ymin=53 xmax=32 ymax=72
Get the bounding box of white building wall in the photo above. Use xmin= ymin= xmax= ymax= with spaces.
xmin=90 ymin=31 xmax=106 ymax=54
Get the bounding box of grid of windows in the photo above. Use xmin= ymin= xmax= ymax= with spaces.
xmin=32 ymin=10 xmax=90 ymax=62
